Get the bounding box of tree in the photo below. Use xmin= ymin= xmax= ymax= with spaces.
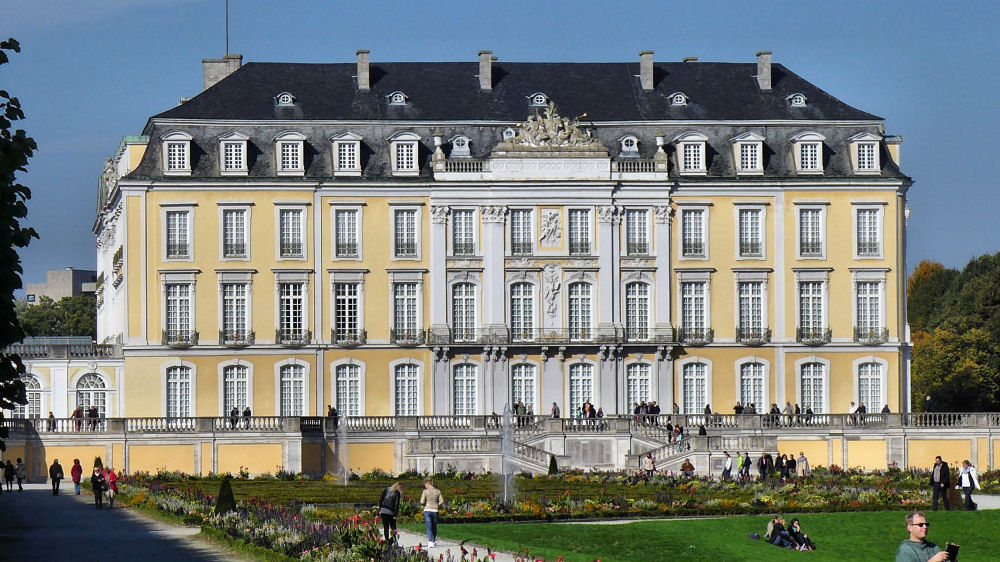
xmin=18 ymin=294 xmax=97 ymax=338
xmin=912 ymin=328 xmax=1000 ymax=412
xmin=0 ymin=38 xmax=39 ymax=450
xmin=906 ymin=260 xmax=955 ymax=333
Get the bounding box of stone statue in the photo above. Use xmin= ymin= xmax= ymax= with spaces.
xmin=512 ymin=101 xmax=601 ymax=148
xmin=540 ymin=209 xmax=561 ymax=246
xmin=543 ymin=264 xmax=561 ymax=316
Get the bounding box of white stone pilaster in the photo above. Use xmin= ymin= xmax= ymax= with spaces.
xmin=480 ymin=206 xmax=507 ymax=333
xmin=597 ymin=206 xmax=618 ymax=332
xmin=432 ymin=352 xmax=450 ymax=415
xmin=654 ymin=206 xmax=672 ymax=333
xmin=429 ymin=206 xmax=449 ymax=336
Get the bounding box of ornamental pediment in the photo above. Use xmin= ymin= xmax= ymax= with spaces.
xmin=494 ymin=101 xmax=608 ymax=155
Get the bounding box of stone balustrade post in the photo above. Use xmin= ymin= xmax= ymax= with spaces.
xmin=196 ymin=417 xmax=215 ymax=433
xmin=471 ymin=416 xmax=486 ymax=431
xmin=283 ymin=417 xmax=301 ymax=432
xmin=398 ymin=417 xmax=419 ymax=431
xmin=886 ymin=413 xmax=903 ymax=428
xmin=546 ymin=418 xmax=563 ymax=433
xmin=106 ymin=418 xmax=125 ymax=434
xmin=612 ymin=418 xmax=630 ymax=432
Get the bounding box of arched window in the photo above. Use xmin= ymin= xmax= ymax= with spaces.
xmin=740 ymin=363 xmax=765 ymax=411
xmin=165 ymin=367 xmax=191 ymax=418
xmin=682 ymin=362 xmax=707 ymax=414
xmin=451 ymin=283 xmax=476 ymax=342
xmin=452 ymin=364 xmax=478 ymax=415
xmin=394 ymin=363 xmax=419 ymax=415
xmin=510 ymin=282 xmax=535 ymax=342
xmin=335 ymin=364 xmax=361 ymax=417
xmin=279 ymin=364 xmax=305 ymax=416
xmin=858 ymin=362 xmax=882 ymax=411
xmin=14 ymin=374 xmax=41 ymax=418
xmin=568 ymin=282 xmax=592 ymax=340
xmin=800 ymin=362 xmax=825 ymax=414
xmin=222 ymin=365 xmax=249 ymax=414
xmin=626 ymin=363 xmax=651 ymax=407
xmin=625 ymin=282 xmax=650 ymax=340
xmin=568 ymin=363 xmax=593 ymax=416
xmin=77 ymin=373 xmax=107 ymax=418
xmin=511 ymin=364 xmax=536 ymax=412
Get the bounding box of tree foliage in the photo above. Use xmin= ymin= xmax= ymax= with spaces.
xmin=18 ymin=294 xmax=97 ymax=338
xmin=0 ymin=38 xmax=39 ymax=449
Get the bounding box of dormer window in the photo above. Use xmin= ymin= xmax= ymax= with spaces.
xmin=528 ymin=92 xmax=548 ymax=107
xmin=673 ymin=132 xmax=708 ymax=175
xmin=276 ymin=92 xmax=295 ymax=106
xmin=787 ymin=93 xmax=807 ymax=107
xmin=847 ymin=132 xmax=882 ymax=174
xmin=273 ymin=131 xmax=306 ymax=176
xmin=388 ymin=131 xmax=421 ymax=176
xmin=790 ymin=131 xmax=826 ymax=174
xmin=669 ymin=92 xmax=688 ymax=106
xmin=387 ymin=91 xmax=408 ymax=105
xmin=330 ymin=131 xmax=363 ymax=176
xmin=218 ymin=131 xmax=249 ymax=176
xmin=502 ymin=128 xmax=516 ymax=141
xmin=730 ymin=132 xmax=765 ymax=175
xmin=161 ymin=131 xmax=192 ymax=176
xmin=619 ymin=135 xmax=639 ymax=156
xmin=450 ymin=135 xmax=471 ymax=158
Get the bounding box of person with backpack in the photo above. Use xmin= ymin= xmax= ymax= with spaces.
xmin=14 ymin=458 xmax=26 ymax=491
xmin=377 ymin=482 xmax=403 ymax=541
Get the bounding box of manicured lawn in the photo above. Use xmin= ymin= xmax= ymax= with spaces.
xmin=408 ymin=510 xmax=1000 ymax=561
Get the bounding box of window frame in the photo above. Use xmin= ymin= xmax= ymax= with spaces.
xmin=853 ymin=203 xmax=884 ymax=259
xmin=677 ymin=357 xmax=712 ymax=414
xmin=218 ymin=360 xmax=254 ymax=416
xmin=852 ymin=269 xmax=887 ymax=341
xmin=274 ymin=270 xmax=310 ymax=344
xmin=217 ymin=131 xmax=249 ymax=176
xmin=330 ymin=270 xmax=366 ymax=345
xmin=161 ymin=131 xmax=192 ymax=176
xmin=330 ymin=204 xmax=363 ymax=260
xmin=510 ymin=361 xmax=539 ymax=414
xmin=389 ymin=271 xmax=423 ymax=343
xmin=848 ymin=132 xmax=883 ymax=174
xmin=161 ymin=362 xmax=195 ymax=418
xmin=567 ymin=361 xmax=595 ymax=416
xmin=678 ymin=205 xmax=709 ymax=260
xmin=508 ymin=281 xmax=536 ymax=342
xmin=673 ymin=132 xmax=708 ymax=175
xmin=450 ymin=207 xmax=477 ymax=256
xmin=330 ymin=132 xmax=364 ymax=176
xmin=795 ymin=204 xmax=827 ymax=260
xmin=676 ymin=270 xmax=712 ymax=339
xmin=274 ymin=360 xmax=309 ymax=416
xmin=508 ymin=208 xmax=534 ymax=256
xmin=566 ymin=281 xmax=594 ymax=341
xmin=567 ymin=208 xmax=592 ymax=256
xmin=790 ymin=131 xmax=826 ymax=174
xmin=625 ymin=362 xmax=652 ymax=408
xmin=624 ymin=281 xmax=652 ymax=341
xmin=388 ymin=132 xmax=421 ymax=177
xmin=449 ymin=281 xmax=479 ymax=343
xmin=218 ymin=204 xmax=250 ymax=261
xmin=733 ymin=271 xmax=769 ymax=339
xmin=854 ymin=357 xmax=888 ymax=412
xmin=452 ymin=362 xmax=480 ymax=415
xmin=161 ymin=204 xmax=194 ymax=262
xmin=273 ymin=131 xmax=306 ymax=176
xmin=795 ymin=357 xmax=830 ymax=414
xmin=730 ymin=132 xmax=765 ymax=176
xmin=331 ymin=359 xmax=366 ymax=417
xmin=734 ymin=357 xmax=769 ymax=414
xmin=624 ymin=207 xmax=650 ymax=256
xmin=390 ymin=205 xmax=422 ymax=260
xmin=389 ymin=359 xmax=423 ymax=416
xmin=794 ymin=269 xmax=830 ymax=342
xmin=217 ymin=270 xmax=253 ymax=345
xmin=275 ymin=204 xmax=308 ymax=261
xmin=734 ymin=204 xmax=766 ymax=260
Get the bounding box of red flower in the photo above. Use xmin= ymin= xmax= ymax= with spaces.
xmin=415 ymin=543 xmax=422 ymax=552
xmin=489 ymin=553 xmax=496 ymax=560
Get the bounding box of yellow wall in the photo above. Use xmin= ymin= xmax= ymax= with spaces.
xmin=129 ymin=444 xmax=194 ymax=473
xmin=347 ymin=442 xmax=395 ymax=473
xmin=44 ymin=446 xmax=107 ymax=473
xmin=907 ymin=439 xmax=972 ymax=470
xmin=301 ymin=442 xmax=323 ymax=474
xmin=201 ymin=442 xmax=212 ymax=475
xmin=847 ymin=439 xmax=887 ymax=469
xmin=217 ymin=443 xmax=283 ymax=475
xmin=831 ymin=438 xmax=843 ymax=467
xmin=778 ymin=439 xmax=830 ymax=468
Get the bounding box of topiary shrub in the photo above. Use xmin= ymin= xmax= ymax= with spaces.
xmin=94 ymin=456 xmax=104 ymax=470
xmin=215 ymin=475 xmax=237 ymax=515
xmin=548 ymin=455 xmax=559 ymax=475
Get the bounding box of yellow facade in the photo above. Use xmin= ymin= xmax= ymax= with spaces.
xmin=907 ymin=439 xmax=973 ymax=470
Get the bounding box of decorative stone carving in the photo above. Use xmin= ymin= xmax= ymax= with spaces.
xmin=479 ymin=205 xmax=507 ymax=223
xmin=543 ymin=263 xmax=561 ymax=317
xmin=511 ymin=102 xmax=602 ymax=148
xmin=430 ymin=205 xmax=450 ymax=223
xmin=540 ymin=209 xmax=561 ymax=246
xmin=654 ymin=206 xmax=673 ymax=224
xmin=597 ymin=205 xmax=619 ymax=224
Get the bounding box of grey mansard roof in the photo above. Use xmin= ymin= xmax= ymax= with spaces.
xmin=153 ymin=61 xmax=882 ymax=123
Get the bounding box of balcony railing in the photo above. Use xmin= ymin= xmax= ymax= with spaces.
xmin=394 ymin=241 xmax=417 ymax=257
xmin=736 ymin=327 xmax=771 ymax=345
xmin=857 ymin=241 xmax=881 ymax=256
xmin=797 ymin=327 xmax=832 ymax=345
xmin=166 ymin=243 xmax=190 ymax=259
xmin=335 ymin=242 xmax=358 ymax=257
xmin=219 ymin=329 xmax=255 ymax=347
xmin=800 ymin=240 xmax=823 ymax=256
xmin=677 ymin=327 xmax=714 ymax=345
xmin=682 ymin=241 xmax=705 ymax=257
xmin=568 ymin=241 xmax=591 ymax=255
xmin=280 ymin=241 xmax=303 ymax=257
xmin=854 ymin=327 xmax=889 ymax=344
xmin=223 ymin=242 xmax=247 ymax=258
xmin=276 ymin=328 xmax=311 ymax=347
xmin=510 ymin=241 xmax=533 ymax=256
xmin=162 ymin=329 xmax=198 ymax=348
xmin=626 ymin=242 xmax=649 ymax=256
xmin=452 ymin=242 xmax=475 ymax=256
xmin=390 ymin=328 xmax=426 ymax=346
xmin=624 ymin=326 xmax=674 ymax=343
xmin=739 ymin=241 xmax=762 ymax=257
xmin=332 ymin=328 xmax=367 ymax=347
xmin=444 ymin=159 xmax=486 ymax=173
xmin=5 ymin=342 xmax=120 ymax=359
xmin=614 ymin=158 xmax=656 ymax=173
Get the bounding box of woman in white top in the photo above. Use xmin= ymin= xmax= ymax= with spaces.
xmin=959 ymin=459 xmax=980 ymax=510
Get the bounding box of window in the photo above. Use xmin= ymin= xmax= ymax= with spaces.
xmin=738 ymin=208 xmax=763 ymax=257
xmin=165 ymin=210 xmax=190 ymax=259
xmin=278 ymin=208 xmax=305 ymax=258
xmin=502 ymin=128 xmax=516 ymax=141
xmin=791 ymin=132 xmax=825 ymax=173
xmin=333 ymin=282 xmax=360 ymax=343
xmin=740 ymin=363 xmax=765 ymax=411
xmin=511 ymin=364 xmax=536 ymax=411
xmin=528 ymin=92 xmax=548 ymax=107
xmin=453 ymin=364 xmax=478 ymax=415
xmin=856 ymin=281 xmax=882 ymax=336
xmin=625 ymin=282 xmax=650 ymax=340
xmin=223 ymin=365 xmax=249 ymax=414
xmin=330 ymin=132 xmax=364 ymax=175
xmin=274 ymin=132 xmax=305 ymax=175
xmin=857 ymin=143 xmax=878 ymax=171
xmin=222 ymin=208 xmax=248 ymax=258
xmin=669 ymin=92 xmax=688 ymax=106
xmin=221 ymin=283 xmax=249 ymax=341
xmin=278 ymin=282 xmax=305 ymax=341
xmin=626 ymin=363 xmax=651 ymax=407
xmin=683 ymin=143 xmax=703 ymax=172
xmin=568 ymin=364 xmax=593 ymax=416
xmin=393 ymin=208 xmax=418 ymax=257
xmin=392 ymin=282 xmax=419 ymax=341
xmin=279 ymin=364 xmax=305 ymax=416
xmin=510 ymin=209 xmax=533 ymax=255
xmin=14 ymin=375 xmax=41 ymax=418
xmin=165 ymin=283 xmax=192 ymax=340
xmin=510 ymin=282 xmax=534 ymax=342
xmin=393 ymin=363 xmax=419 ymax=415
xmin=218 ymin=132 xmax=249 ymax=175
xmin=858 ymin=362 xmax=882 ymax=410
xmin=335 ymin=364 xmax=361 ymax=417
xmin=800 ymin=362 xmax=825 ymax=414
xmin=619 ymin=135 xmax=639 ymax=155
xmin=740 ymin=143 xmax=760 ymax=172
xmin=452 ymin=209 xmax=475 ymax=255
xmin=451 ymin=283 xmax=476 ymax=342
xmin=681 ymin=281 xmax=707 ymax=334
xmin=625 ymin=209 xmax=649 ymax=255
xmin=166 ymin=366 xmax=191 ymax=418
xmin=161 ymin=132 xmax=192 ymax=175
xmin=797 ymin=207 xmax=825 ymax=258
xmin=77 ymin=373 xmax=107 ymax=419
xmin=681 ymin=208 xmax=706 ymax=257
xmin=674 ymin=132 xmax=708 ymax=174
xmin=800 ymin=143 xmax=820 ymax=170
xmin=738 ymin=282 xmax=764 ymax=336
xmin=788 ymin=93 xmax=807 ymax=107
xmin=798 ymin=281 xmax=825 ymax=339
xmin=848 ymin=132 xmax=881 ymax=173
xmin=389 ymin=132 xmax=420 ymax=175
xmin=567 ymin=282 xmax=592 ymax=340
xmin=276 ymin=92 xmax=294 ymax=106
xmin=388 ymin=91 xmax=407 ymax=105
xmin=568 ymin=209 xmax=591 ymax=255
xmin=450 ymin=135 xmax=471 ymax=158
xmin=334 ymin=209 xmax=359 ymax=258
xmin=730 ymin=132 xmax=765 ymax=175
xmin=855 ymin=207 xmax=882 ymax=257
xmin=682 ymin=362 xmax=707 ymax=414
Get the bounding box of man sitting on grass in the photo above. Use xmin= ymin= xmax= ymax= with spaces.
xmin=895 ymin=512 xmax=949 ymax=562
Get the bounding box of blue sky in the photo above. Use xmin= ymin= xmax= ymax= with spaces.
xmin=2 ymin=0 xmax=998 ymax=289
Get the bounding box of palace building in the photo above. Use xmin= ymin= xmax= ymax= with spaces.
xmin=8 ymin=50 xmax=919 ymax=476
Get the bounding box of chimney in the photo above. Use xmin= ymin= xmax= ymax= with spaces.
xmin=639 ymin=50 xmax=654 ymax=91
xmin=356 ymin=49 xmax=371 ymax=92
xmin=682 ymin=56 xmax=698 ymax=63
xmin=756 ymin=50 xmax=772 ymax=91
xmin=478 ymin=50 xmax=493 ymax=92
xmin=202 ymin=53 xmax=243 ymax=90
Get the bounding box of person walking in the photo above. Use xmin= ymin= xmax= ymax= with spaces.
xmin=796 ymin=452 xmax=810 ymax=477
xmin=91 ymin=467 xmax=106 ymax=509
xmin=420 ymin=478 xmax=444 ymax=548
xmin=3 ymin=460 xmax=14 ymax=492
xmin=49 ymin=459 xmax=64 ymax=495
xmin=930 ymin=456 xmax=950 ymax=511
xmin=721 ymin=451 xmax=733 ymax=480
xmin=958 ymin=460 xmax=980 ymax=511
xmin=377 ymin=482 xmax=403 ymax=541
xmin=14 ymin=457 xmax=26 ymax=491
xmin=641 ymin=452 xmax=655 ymax=478
xmin=742 ymin=452 xmax=752 ymax=481
xmin=105 ymin=467 xmax=118 ymax=508
xmin=70 ymin=458 xmax=83 ymax=495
